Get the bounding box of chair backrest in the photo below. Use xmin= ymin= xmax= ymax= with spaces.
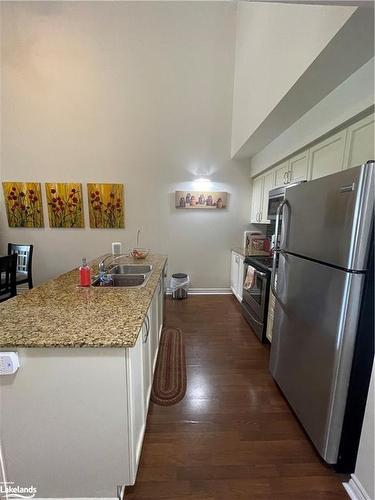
xmin=0 ymin=253 xmax=17 ymax=299
xmin=8 ymin=243 xmax=33 ymax=275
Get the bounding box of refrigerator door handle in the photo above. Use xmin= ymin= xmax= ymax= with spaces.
xmin=271 ymin=199 xmax=289 ymax=299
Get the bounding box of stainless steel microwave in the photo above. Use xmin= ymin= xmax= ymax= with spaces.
xmin=267 ymin=181 xmax=306 ymax=220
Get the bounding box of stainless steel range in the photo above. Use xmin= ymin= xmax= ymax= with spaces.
xmin=241 ymin=255 xmax=273 ymax=343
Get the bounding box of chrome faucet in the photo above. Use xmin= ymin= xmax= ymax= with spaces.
xmin=98 ymin=254 xmax=126 ymax=272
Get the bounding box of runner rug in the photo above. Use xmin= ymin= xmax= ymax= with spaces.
xmin=151 ymin=326 xmax=187 ymax=406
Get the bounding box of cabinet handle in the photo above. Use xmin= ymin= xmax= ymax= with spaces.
xmin=283 ymin=172 xmax=288 ymax=184
xmin=143 ymin=315 xmax=150 ymax=343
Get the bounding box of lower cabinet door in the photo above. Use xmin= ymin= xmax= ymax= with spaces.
xmin=126 ymin=333 xmax=146 ymax=484
xmin=142 ymin=311 xmax=152 ymax=418
xmin=157 ymin=277 xmax=164 ymax=339
xmin=237 ymin=256 xmax=244 ymax=302
xmin=150 ymin=292 xmax=159 ymax=373
xmin=231 ymin=251 xmax=239 ymax=294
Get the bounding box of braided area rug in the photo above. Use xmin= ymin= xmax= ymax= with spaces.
xmin=151 ymin=327 xmax=187 ymax=406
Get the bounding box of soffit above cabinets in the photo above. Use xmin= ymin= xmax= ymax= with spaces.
xmin=231 ymin=3 xmax=374 ymax=159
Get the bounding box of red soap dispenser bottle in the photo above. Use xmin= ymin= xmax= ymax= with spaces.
xmin=79 ymin=257 xmax=91 ymax=287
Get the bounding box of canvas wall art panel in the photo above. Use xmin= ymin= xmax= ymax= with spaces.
xmin=175 ymin=191 xmax=227 ymax=209
xmin=45 ymin=183 xmax=84 ymax=228
xmin=3 ymin=182 xmax=44 ymax=227
xmin=87 ymin=183 xmax=125 ymax=228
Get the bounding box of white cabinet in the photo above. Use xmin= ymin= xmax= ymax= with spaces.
xmin=275 ymin=151 xmax=309 ymax=187
xmin=308 ymin=129 xmax=347 ymax=180
xmin=150 ymin=288 xmax=159 ymax=373
xmin=274 ymin=160 xmax=289 ymax=187
xmin=157 ymin=270 xmax=166 ymax=340
xmin=0 ymin=273 xmax=166 ymax=496
xmin=251 ymin=170 xmax=275 ymax=224
xmin=231 ymin=251 xmax=244 ymax=302
xmin=142 ymin=309 xmax=152 ymax=418
xmin=260 ymin=169 xmax=275 ymax=223
xmin=250 ymin=113 xmax=373 ymax=223
xmin=289 ymin=150 xmax=309 ymax=182
xmin=343 ymin=114 xmax=374 ymax=170
xmin=128 ymin=285 xmax=163 ymax=484
xmin=127 ymin=332 xmax=146 ymax=483
xmin=250 ymin=175 xmax=263 ymax=223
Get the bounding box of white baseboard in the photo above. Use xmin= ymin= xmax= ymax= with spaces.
xmin=343 ymin=474 xmax=372 ymax=500
xmin=167 ymin=288 xmax=231 ymax=295
xmin=189 ymin=288 xmax=232 ymax=295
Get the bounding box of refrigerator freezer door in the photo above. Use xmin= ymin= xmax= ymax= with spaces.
xmin=270 ymin=252 xmax=364 ymax=463
xmin=280 ymin=162 xmax=374 ymax=271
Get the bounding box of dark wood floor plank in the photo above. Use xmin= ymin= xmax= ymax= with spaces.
xmin=125 ymin=296 xmax=347 ymax=499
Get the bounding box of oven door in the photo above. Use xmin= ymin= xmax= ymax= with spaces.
xmin=242 ymin=264 xmax=268 ymax=320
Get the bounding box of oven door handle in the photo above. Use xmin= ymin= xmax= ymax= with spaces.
xmin=255 ymin=270 xmax=267 ymax=278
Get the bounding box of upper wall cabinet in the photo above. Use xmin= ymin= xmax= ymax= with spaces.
xmin=250 ymin=176 xmax=264 ymax=224
xmin=250 ymin=112 xmax=374 ymax=224
xmin=308 ymin=129 xmax=347 ymax=181
xmin=274 ymin=161 xmax=289 ymax=188
xmin=260 ymin=170 xmax=275 ymax=223
xmin=250 ymin=170 xmax=276 ymax=224
xmin=274 ymin=152 xmax=309 ymax=188
xmin=289 ymin=150 xmax=309 ymax=183
xmin=343 ymin=114 xmax=374 ymax=169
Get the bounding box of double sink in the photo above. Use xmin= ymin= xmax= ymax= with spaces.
xmin=92 ymin=264 xmax=153 ymax=288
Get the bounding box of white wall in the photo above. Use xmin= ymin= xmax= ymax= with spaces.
xmin=250 ymin=58 xmax=374 ymax=177
xmin=352 ymin=364 xmax=375 ymax=500
xmin=231 ymin=0 xmax=355 ymax=158
xmin=0 ymin=1 xmax=251 ymax=288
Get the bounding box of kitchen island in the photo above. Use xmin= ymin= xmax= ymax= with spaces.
xmin=0 ymin=253 xmax=167 ymax=348
xmin=0 ymin=254 xmax=167 ymax=499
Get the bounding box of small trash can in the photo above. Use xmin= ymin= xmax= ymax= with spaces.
xmin=170 ymin=273 xmax=190 ymax=300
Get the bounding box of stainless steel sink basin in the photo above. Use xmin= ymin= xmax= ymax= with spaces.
xmin=108 ymin=264 xmax=152 ymax=275
xmin=111 ymin=274 xmax=147 ymax=287
xmin=92 ymin=273 xmax=149 ymax=288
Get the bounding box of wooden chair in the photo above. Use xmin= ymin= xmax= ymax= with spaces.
xmin=8 ymin=243 xmax=34 ymax=289
xmin=0 ymin=253 xmax=17 ymax=302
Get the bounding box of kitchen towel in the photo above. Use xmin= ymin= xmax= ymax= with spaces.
xmin=243 ymin=267 xmax=255 ymax=290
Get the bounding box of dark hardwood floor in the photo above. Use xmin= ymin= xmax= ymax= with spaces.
xmin=125 ymin=295 xmax=348 ymax=500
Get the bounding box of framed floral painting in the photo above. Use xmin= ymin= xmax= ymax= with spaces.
xmin=87 ymin=183 xmax=124 ymax=228
xmin=45 ymin=183 xmax=84 ymax=228
xmin=2 ymin=182 xmax=44 ymax=228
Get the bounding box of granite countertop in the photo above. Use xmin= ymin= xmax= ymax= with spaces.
xmin=0 ymin=254 xmax=167 ymax=349
xmin=232 ymin=247 xmax=248 ymax=258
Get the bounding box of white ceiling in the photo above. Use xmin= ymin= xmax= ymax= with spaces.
xmin=241 ymin=1 xmax=374 ymax=6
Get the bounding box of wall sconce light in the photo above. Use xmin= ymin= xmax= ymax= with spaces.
xmin=194 ymin=177 xmax=211 ymax=190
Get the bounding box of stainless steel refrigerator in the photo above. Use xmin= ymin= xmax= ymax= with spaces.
xmin=270 ymin=161 xmax=374 ymax=470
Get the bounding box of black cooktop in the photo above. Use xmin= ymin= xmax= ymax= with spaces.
xmin=245 ymin=255 xmax=274 ymax=272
